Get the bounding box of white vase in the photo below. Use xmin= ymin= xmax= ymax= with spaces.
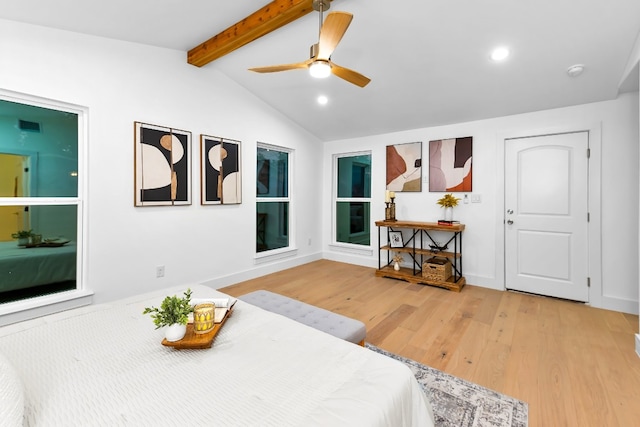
xmin=444 ymin=207 xmax=453 ymax=221
xmin=394 ymin=262 xmax=400 ymax=271
xmin=164 ymin=323 xmax=187 ymax=342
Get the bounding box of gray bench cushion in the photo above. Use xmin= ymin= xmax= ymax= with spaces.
xmin=239 ymin=290 xmax=366 ymax=345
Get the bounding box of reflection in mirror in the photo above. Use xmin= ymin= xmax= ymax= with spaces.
xmin=0 ymin=153 xmax=30 ymax=197
xmin=0 ymin=96 xmax=79 ymax=304
xmin=0 ymin=204 xmax=77 ymax=303
xmin=0 ymin=99 xmax=77 ymax=198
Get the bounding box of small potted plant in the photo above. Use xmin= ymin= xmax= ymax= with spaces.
xmin=436 ymin=193 xmax=460 ymax=221
xmin=143 ymin=288 xmax=193 ymax=342
xmin=11 ymin=229 xmax=33 ymax=246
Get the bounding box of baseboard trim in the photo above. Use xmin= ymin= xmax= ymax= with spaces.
xmin=201 ymin=252 xmax=322 ymax=290
xmin=600 ymin=295 xmax=639 ymax=315
xmin=322 ymin=251 xmax=378 ymax=269
xmin=462 ymin=274 xmax=501 ymax=290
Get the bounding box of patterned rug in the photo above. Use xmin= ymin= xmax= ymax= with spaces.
xmin=367 ymin=344 xmax=528 ymax=427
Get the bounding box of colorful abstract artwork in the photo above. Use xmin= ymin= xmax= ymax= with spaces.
xmin=386 ymin=141 xmax=422 ymax=192
xmin=134 ymin=122 xmax=191 ymax=206
xmin=429 ymin=137 xmax=472 ymax=192
xmin=200 ymin=135 xmax=241 ymax=205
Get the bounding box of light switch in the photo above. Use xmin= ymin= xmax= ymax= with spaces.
xmin=471 ymin=194 xmax=482 ymax=203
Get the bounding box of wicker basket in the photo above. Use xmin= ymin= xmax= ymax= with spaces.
xmin=422 ymin=257 xmax=452 ymax=281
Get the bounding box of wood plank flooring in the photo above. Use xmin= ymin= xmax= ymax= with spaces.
xmin=219 ymin=259 xmax=640 ymax=427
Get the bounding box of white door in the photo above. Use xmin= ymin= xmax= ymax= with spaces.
xmin=505 ymin=131 xmax=589 ymax=302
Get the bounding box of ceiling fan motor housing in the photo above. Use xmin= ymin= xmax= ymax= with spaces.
xmin=310 ymin=43 xmax=320 ymax=59
xmin=312 ymin=0 xmax=331 ymax=12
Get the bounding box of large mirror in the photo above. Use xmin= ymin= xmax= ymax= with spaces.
xmin=0 ymin=97 xmax=79 ymax=304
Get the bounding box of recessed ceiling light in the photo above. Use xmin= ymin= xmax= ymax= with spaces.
xmin=490 ymin=47 xmax=510 ymax=61
xmin=317 ymin=95 xmax=328 ymax=105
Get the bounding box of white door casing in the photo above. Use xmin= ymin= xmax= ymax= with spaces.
xmin=505 ymin=131 xmax=589 ymax=302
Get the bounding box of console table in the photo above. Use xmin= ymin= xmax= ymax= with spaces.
xmin=375 ymin=220 xmax=466 ymax=292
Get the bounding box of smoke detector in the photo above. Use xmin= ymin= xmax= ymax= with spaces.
xmin=567 ymin=64 xmax=585 ymax=77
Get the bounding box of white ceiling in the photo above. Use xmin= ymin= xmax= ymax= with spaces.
xmin=1 ymin=0 xmax=639 ymax=141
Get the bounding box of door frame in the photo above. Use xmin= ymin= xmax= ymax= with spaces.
xmin=495 ymin=122 xmax=603 ymax=308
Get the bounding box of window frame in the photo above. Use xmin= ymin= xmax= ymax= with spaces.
xmin=0 ymin=89 xmax=91 ymax=324
xmin=255 ymin=142 xmax=295 ymax=260
xmin=332 ymin=151 xmax=372 ymax=252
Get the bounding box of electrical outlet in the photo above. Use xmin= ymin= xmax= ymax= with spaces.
xmin=156 ymin=266 xmax=165 ymax=278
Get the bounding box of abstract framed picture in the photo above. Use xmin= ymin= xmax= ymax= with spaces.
xmin=386 ymin=141 xmax=422 ymax=192
xmin=429 ymin=136 xmax=472 ymax=192
xmin=200 ymin=135 xmax=242 ymax=205
xmin=134 ymin=122 xmax=191 ymax=206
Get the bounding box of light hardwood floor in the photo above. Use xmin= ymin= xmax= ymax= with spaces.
xmin=220 ymin=259 xmax=640 ymax=427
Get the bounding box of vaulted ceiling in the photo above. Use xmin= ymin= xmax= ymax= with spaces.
xmin=1 ymin=0 xmax=639 ymax=141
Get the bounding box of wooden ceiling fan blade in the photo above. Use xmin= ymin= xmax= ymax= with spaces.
xmin=317 ymin=11 xmax=353 ymax=60
xmin=249 ymin=60 xmax=311 ymax=73
xmin=331 ymin=63 xmax=371 ymax=88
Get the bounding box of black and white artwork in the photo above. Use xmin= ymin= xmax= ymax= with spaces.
xmin=134 ymin=122 xmax=191 ymax=206
xmin=200 ymin=135 xmax=241 ymax=205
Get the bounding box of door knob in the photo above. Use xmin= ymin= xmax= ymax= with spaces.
xmin=507 ymin=209 xmax=513 ymax=214
xmin=507 ymin=220 xmax=514 ymax=225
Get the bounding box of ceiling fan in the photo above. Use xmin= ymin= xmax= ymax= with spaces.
xmin=249 ymin=0 xmax=370 ymax=88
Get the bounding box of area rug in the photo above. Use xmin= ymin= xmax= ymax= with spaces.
xmin=367 ymin=344 xmax=528 ymax=427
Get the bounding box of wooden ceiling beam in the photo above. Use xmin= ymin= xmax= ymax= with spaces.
xmin=188 ymin=0 xmax=332 ymax=68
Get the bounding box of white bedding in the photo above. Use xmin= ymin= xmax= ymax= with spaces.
xmin=0 ymin=285 xmax=434 ymax=426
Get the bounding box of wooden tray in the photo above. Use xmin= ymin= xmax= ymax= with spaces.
xmin=25 ymin=240 xmax=70 ymax=248
xmin=162 ymin=308 xmax=233 ymax=349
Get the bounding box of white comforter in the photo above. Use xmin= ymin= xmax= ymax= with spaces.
xmin=0 ymin=285 xmax=434 ymax=426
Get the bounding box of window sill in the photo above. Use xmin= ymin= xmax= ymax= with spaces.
xmin=0 ymin=289 xmax=94 ymax=327
xmin=254 ymin=247 xmax=298 ymax=264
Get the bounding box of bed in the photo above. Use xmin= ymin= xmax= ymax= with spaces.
xmin=0 ymin=284 xmax=434 ymax=426
xmin=0 ymin=241 xmax=76 ymax=293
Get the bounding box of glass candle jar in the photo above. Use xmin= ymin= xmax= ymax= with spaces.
xmin=193 ymin=303 xmax=215 ymax=334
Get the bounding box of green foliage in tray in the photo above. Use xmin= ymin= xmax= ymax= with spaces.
xmin=11 ymin=229 xmax=33 ymax=239
xmin=143 ymin=288 xmax=193 ymax=328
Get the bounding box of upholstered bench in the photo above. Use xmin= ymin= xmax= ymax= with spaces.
xmin=238 ymin=290 xmax=366 ymax=346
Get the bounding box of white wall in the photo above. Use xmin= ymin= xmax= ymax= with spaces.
xmin=0 ymin=19 xmax=324 ymax=304
xmin=323 ymin=92 xmax=640 ymax=315
xmin=1 ymin=18 xmax=638 ymax=318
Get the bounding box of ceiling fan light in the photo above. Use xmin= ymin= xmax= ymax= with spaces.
xmin=309 ymin=61 xmax=331 ymax=78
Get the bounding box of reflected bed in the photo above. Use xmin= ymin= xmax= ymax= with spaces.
xmin=0 ymin=241 xmax=76 ymax=293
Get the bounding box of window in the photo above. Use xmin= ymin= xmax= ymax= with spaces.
xmin=256 ymin=144 xmax=291 ymax=253
xmin=0 ymin=92 xmax=84 ymax=307
xmin=334 ymin=152 xmax=371 ymax=246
